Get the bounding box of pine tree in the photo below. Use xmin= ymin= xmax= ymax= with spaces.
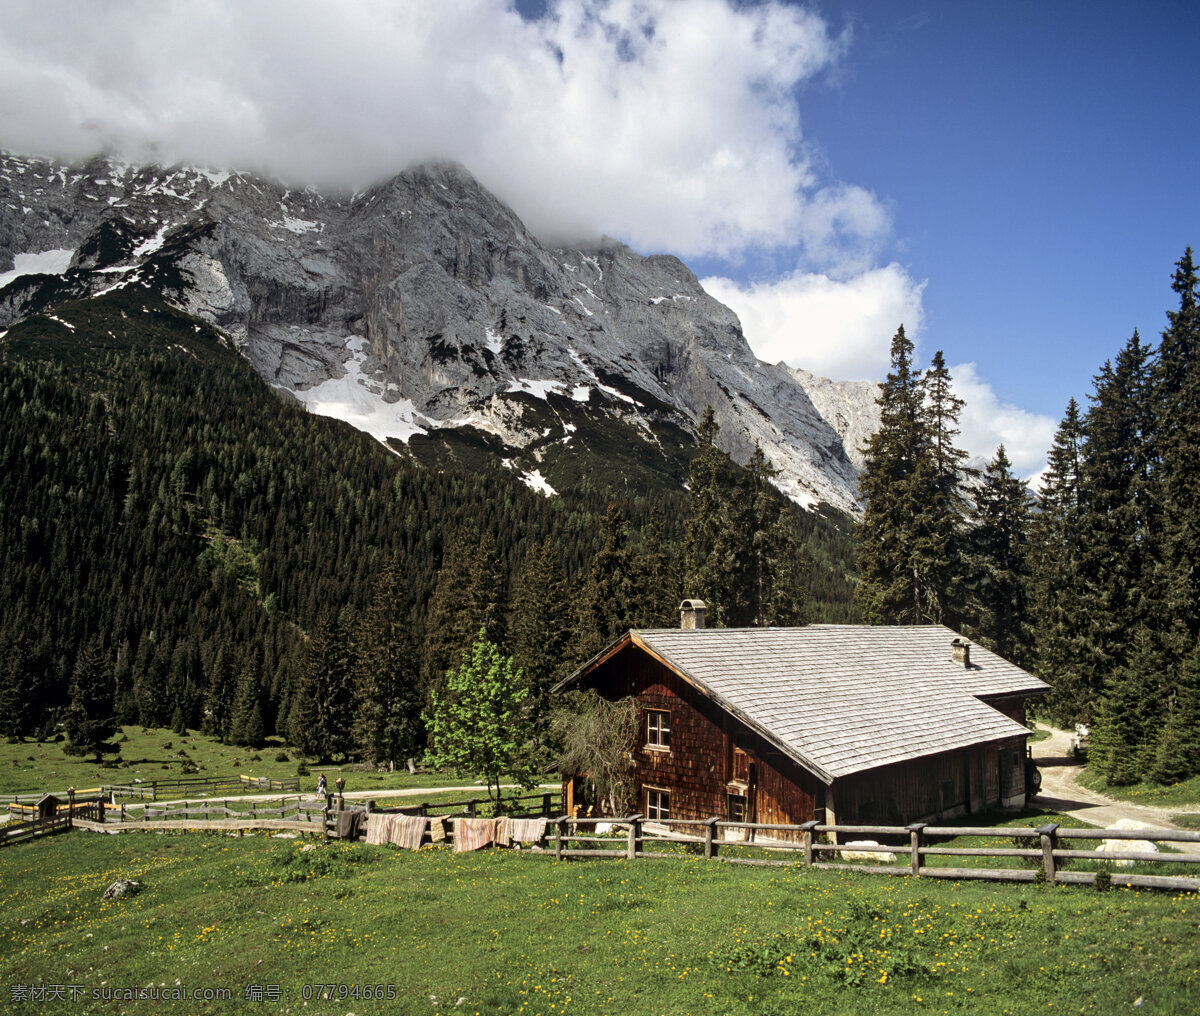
xmin=962 ymin=446 xmax=1032 ymax=664
xmin=857 ymin=326 xmax=953 ymax=624
xmin=683 ymin=407 xmax=737 ymax=623
xmin=1078 ymin=332 xmax=1157 ymax=683
xmin=575 ymin=504 xmax=637 ymax=661
xmin=353 ymin=561 xmax=420 ymax=768
xmin=203 ymin=643 xmax=236 ymax=743
xmin=62 ymin=635 xmax=118 ymax=763
xmin=230 ymin=646 xmax=266 ymax=747
xmin=509 ymin=539 xmax=572 ymax=754
xmin=919 ymin=350 xmax=972 ymax=626
xmin=630 ymin=502 xmax=678 ymax=629
xmin=290 ymin=608 xmax=354 ymax=762
xmin=1156 ymin=248 xmax=1200 ymax=647
xmin=1030 ymin=399 xmax=1095 ymax=723
xmin=421 ymin=528 xmax=507 ymax=701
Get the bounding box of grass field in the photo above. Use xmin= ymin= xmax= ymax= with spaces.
xmin=0 ymin=727 xmax=485 ymax=798
xmin=1076 ymin=768 xmax=1200 ymax=809
xmin=1 ymin=830 xmax=1197 ymax=1015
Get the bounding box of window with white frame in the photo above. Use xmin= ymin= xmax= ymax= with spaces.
xmin=645 ymin=788 xmax=670 ymax=821
xmin=646 ymin=709 xmax=670 ymax=750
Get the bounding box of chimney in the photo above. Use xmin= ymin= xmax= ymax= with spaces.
xmin=950 ymin=638 xmax=971 ymax=668
xmin=680 ymin=599 xmax=707 ymax=630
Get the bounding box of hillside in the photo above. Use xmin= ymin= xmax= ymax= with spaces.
xmin=0 ymin=285 xmax=857 ymax=743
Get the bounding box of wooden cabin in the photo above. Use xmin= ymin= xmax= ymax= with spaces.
xmin=553 ymin=601 xmax=1048 ymax=834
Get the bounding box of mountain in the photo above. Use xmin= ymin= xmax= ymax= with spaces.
xmin=0 ymin=151 xmax=868 ymax=511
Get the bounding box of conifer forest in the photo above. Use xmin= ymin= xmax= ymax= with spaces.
xmin=1 ymin=249 xmax=1197 ymax=791
xmin=855 ymin=247 xmax=1200 ymax=786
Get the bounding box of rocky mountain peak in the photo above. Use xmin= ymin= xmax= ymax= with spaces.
xmin=1 ymin=150 xmax=877 ymax=511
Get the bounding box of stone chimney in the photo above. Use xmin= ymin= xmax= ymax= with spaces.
xmin=950 ymin=638 xmax=971 ymax=668
xmin=680 ymin=599 xmax=707 ymax=630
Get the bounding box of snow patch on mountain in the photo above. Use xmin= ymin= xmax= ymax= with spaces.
xmin=0 ymin=248 xmax=74 ymax=288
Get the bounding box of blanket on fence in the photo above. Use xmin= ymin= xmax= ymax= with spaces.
xmin=365 ymin=813 xmax=390 ymax=846
xmin=429 ymin=815 xmax=448 ymax=843
xmin=508 ymin=818 xmax=547 ymax=843
xmin=365 ymin=813 xmax=429 ymax=850
xmin=454 ymin=818 xmax=499 ymax=852
xmin=390 ymin=815 xmax=428 ymax=850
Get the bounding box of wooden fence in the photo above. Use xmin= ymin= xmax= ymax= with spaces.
xmin=550 ymin=815 xmax=1200 ymax=892
xmin=370 ymin=791 xmax=560 ymax=819
xmin=1 ymin=813 xmax=72 ymax=848
xmin=6 ymin=774 xmax=303 ymax=811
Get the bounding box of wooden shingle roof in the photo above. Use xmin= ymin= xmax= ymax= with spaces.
xmin=563 ymin=624 xmax=1048 ymax=784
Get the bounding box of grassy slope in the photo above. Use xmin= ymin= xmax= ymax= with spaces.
xmin=1 ymin=833 xmax=1197 ymax=1015
xmin=0 ymin=728 xmax=485 ymax=798
xmin=1076 ymin=769 xmax=1200 ymax=809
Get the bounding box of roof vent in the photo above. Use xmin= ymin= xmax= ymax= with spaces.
xmin=680 ymin=598 xmax=707 ymax=630
xmin=950 ymin=638 xmax=971 ymax=668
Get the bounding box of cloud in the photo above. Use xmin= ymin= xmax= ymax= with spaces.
xmin=950 ymin=363 xmax=1058 ymax=480
xmin=700 ymin=264 xmax=926 ymax=380
xmin=0 ymin=0 xmax=888 ymax=263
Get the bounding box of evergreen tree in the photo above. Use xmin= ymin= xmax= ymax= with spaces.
xmin=683 ymin=407 xmax=737 ymax=623
xmin=919 ymin=350 xmax=972 ymax=626
xmin=1030 ymin=399 xmax=1095 ymax=722
xmin=203 ymin=643 xmax=236 ymax=743
xmin=1078 ymin=332 xmax=1157 ymax=684
xmin=509 ymin=539 xmax=572 ymax=754
xmin=962 ymin=446 xmax=1032 ymax=664
xmin=421 ymin=528 xmax=507 ymax=701
xmin=1156 ymin=248 xmax=1200 ymax=647
xmin=353 ymin=562 xmax=420 ymax=768
xmin=62 ymin=635 xmax=118 ymax=763
xmin=290 ymin=608 xmax=354 ymax=762
xmin=1087 ymin=631 xmax=1162 ymax=785
xmin=425 ymin=629 xmax=537 ymax=803
xmin=630 ymin=502 xmax=678 ymax=629
xmin=575 ymin=504 xmax=637 ymax=661
xmin=230 ymin=646 xmax=266 ymax=747
xmin=1149 ymin=637 xmax=1200 ymax=784
xmin=857 ymin=326 xmax=950 ymax=624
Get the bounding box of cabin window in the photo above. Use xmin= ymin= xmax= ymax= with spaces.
xmin=646 ymin=709 xmax=671 ymax=750
xmin=645 ymin=788 xmax=670 ymax=821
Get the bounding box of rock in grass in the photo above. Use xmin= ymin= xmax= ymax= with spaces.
xmin=102 ymin=879 xmax=143 ymax=900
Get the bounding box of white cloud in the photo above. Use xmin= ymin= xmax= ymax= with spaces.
xmin=701 ymin=264 xmax=926 ymax=380
xmin=0 ymin=0 xmax=886 ymax=263
xmin=950 ymin=363 xmax=1058 ymax=480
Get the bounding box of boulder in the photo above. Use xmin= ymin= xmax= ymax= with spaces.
xmin=101 ymin=879 xmax=143 ymax=900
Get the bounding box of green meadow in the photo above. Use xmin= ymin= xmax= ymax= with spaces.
xmin=0 ymin=727 xmax=484 ymax=798
xmin=1 ymin=831 xmax=1197 ymax=1016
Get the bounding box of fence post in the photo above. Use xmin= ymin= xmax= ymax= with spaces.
xmin=543 ymin=793 xmax=551 ymax=817
xmin=555 ymin=816 xmax=567 ymax=860
xmin=799 ymin=820 xmax=820 ymax=866
xmin=704 ymin=816 xmax=720 ymax=859
xmin=626 ymin=813 xmax=643 ymax=861
xmin=323 ymin=799 xmax=331 ymax=844
xmin=467 ymin=799 xmax=477 ymax=818
xmin=1038 ymin=823 xmax=1059 ymax=884
xmin=67 ymin=787 xmax=75 ymax=829
xmin=907 ymin=823 xmax=927 ymax=878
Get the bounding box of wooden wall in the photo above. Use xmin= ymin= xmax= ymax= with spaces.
xmin=591 ymin=647 xmax=821 ymax=830
xmin=834 ymin=735 xmax=1029 ymax=824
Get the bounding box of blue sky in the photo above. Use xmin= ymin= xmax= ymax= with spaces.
xmin=2 ymin=0 xmax=1197 ymax=475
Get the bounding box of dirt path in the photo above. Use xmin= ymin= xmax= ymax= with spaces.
xmin=1030 ymin=725 xmax=1198 ymax=831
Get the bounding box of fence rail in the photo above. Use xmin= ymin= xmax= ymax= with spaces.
xmin=1 ymin=813 xmax=72 ymax=848
xmin=6 ymin=774 xmax=303 ymax=809
xmin=549 ymin=815 xmax=1200 ymax=892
